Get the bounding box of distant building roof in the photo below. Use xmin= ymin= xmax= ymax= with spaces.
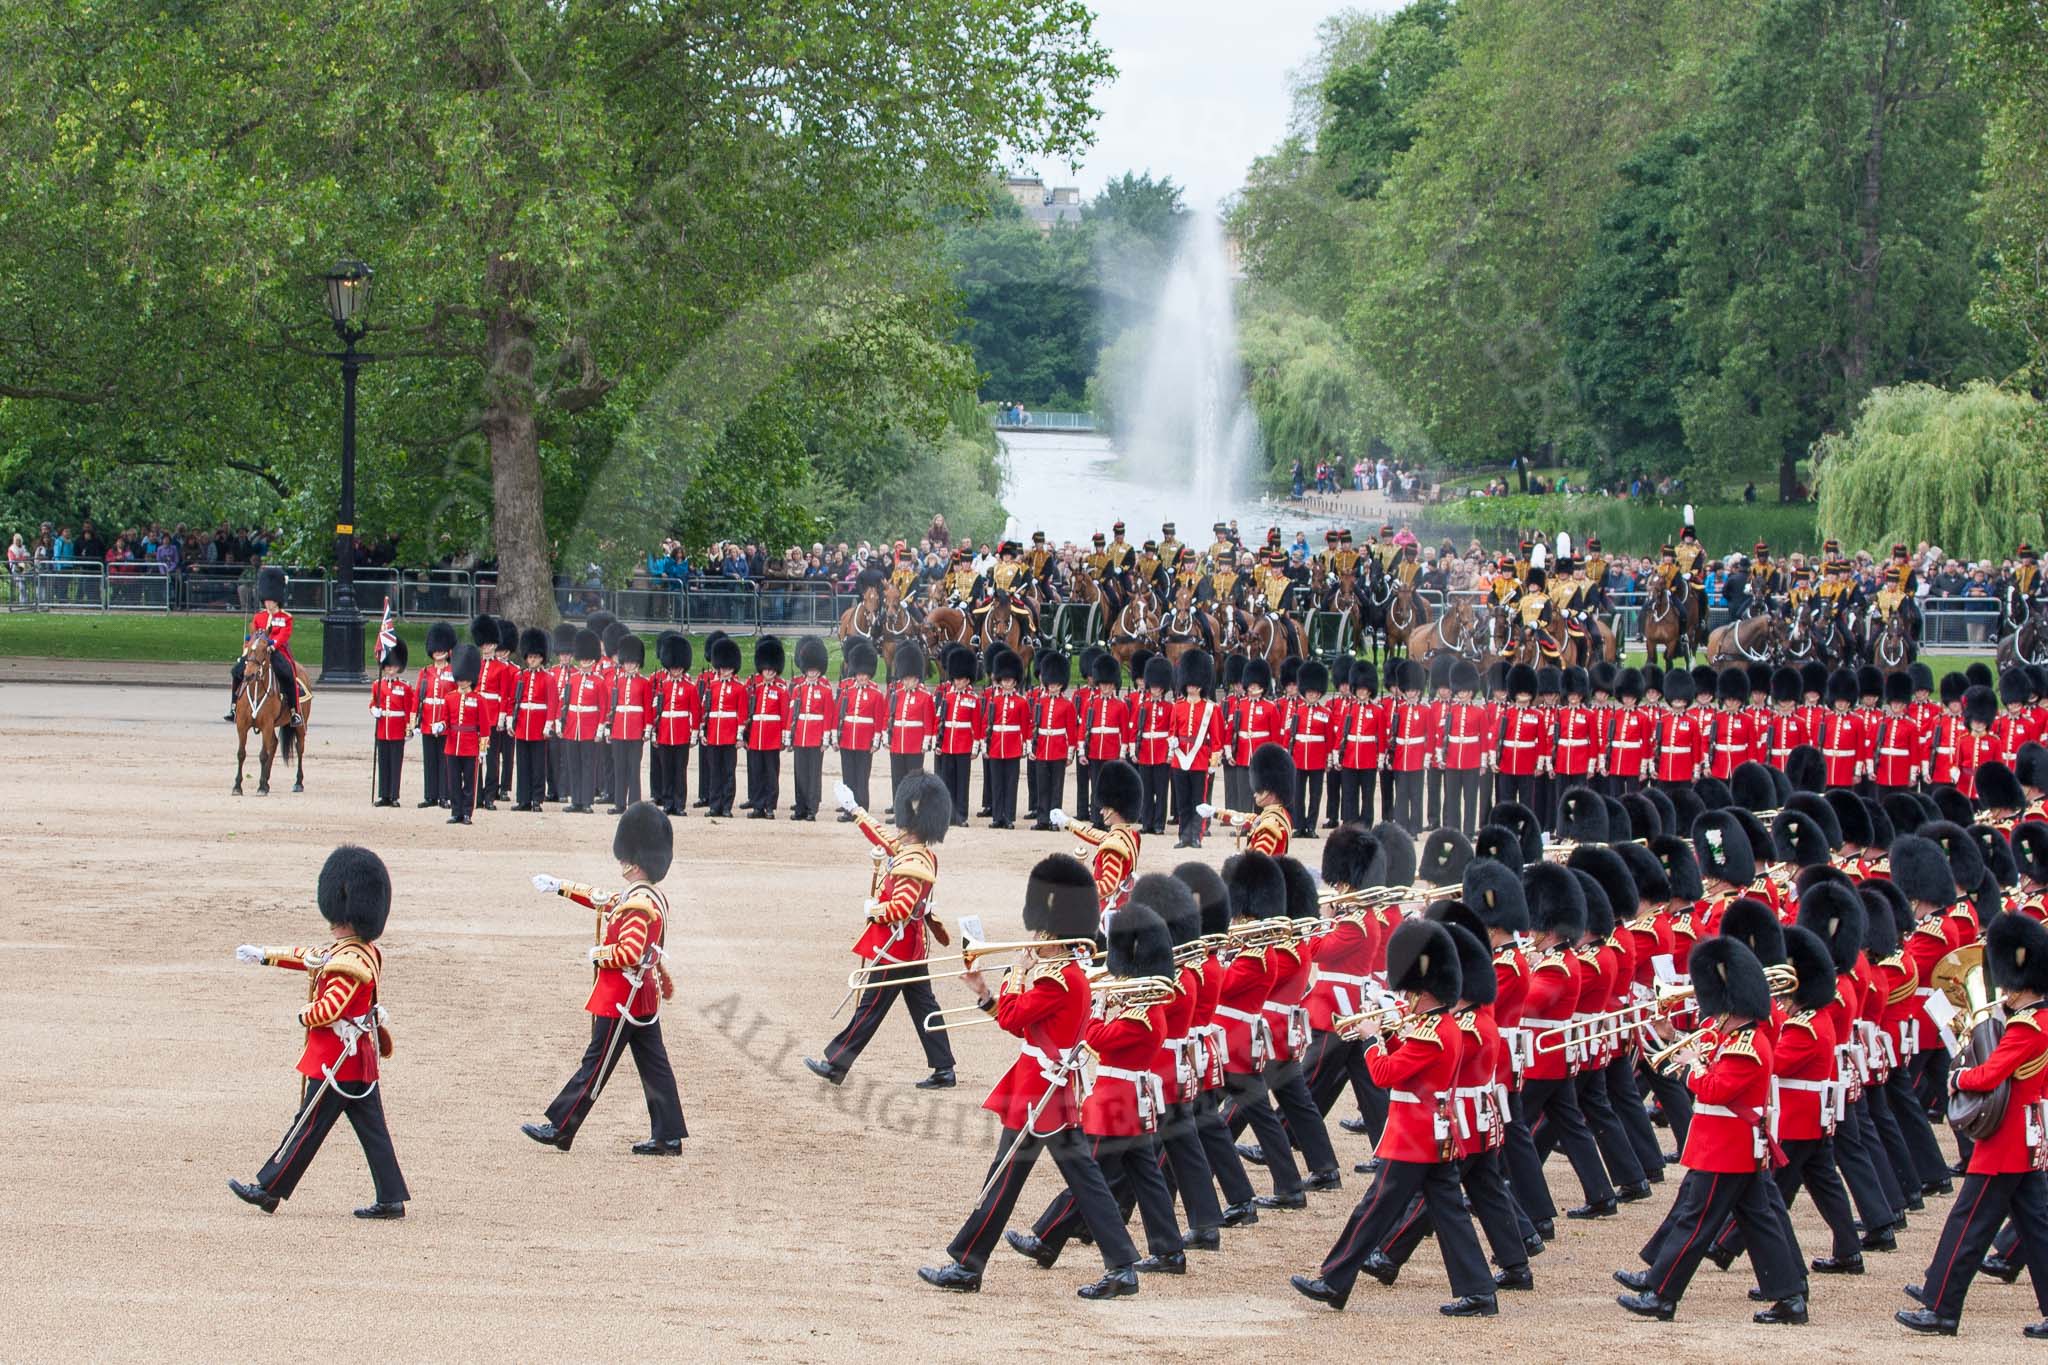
xmin=1003 ymin=175 xmax=1084 ymax=232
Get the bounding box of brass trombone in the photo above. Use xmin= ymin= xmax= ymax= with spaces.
xmin=1318 ymin=884 xmax=1429 ymax=910
xmin=921 ymin=967 xmax=1177 ymax=1032
xmin=845 ymin=937 xmax=1097 ymax=991
xmin=1530 ymin=1002 xmax=1657 ymax=1054
xmin=1653 ymin=964 xmax=1798 ymax=1015
xmin=1172 ymin=933 xmax=1231 ymax=967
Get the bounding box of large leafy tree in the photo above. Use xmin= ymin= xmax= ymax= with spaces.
xmin=1675 ymin=0 xmax=2001 ymax=496
xmin=0 ymin=0 xmax=1111 ymax=619
xmin=1317 ymin=0 xmax=1455 ymax=201
xmin=1961 ymin=0 xmax=2048 ymax=388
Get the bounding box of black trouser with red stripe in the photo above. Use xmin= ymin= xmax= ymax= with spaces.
xmin=1891 ymin=1056 xmax=1950 ymax=1188
xmin=1535 ymin=1065 xmax=1647 ymax=1190
xmin=1337 ymin=766 xmax=1375 ymax=825
xmin=1192 ymin=1088 xmax=1257 ymax=1207
xmin=1153 ymin=1099 xmax=1225 ymax=1232
xmin=1318 ymin=1156 xmax=1494 ymax=1301
xmin=1500 ymin=1087 xmax=1556 ymax=1222
xmin=1221 ymin=1068 xmax=1304 ymax=1196
xmin=1518 ymin=1075 xmax=1615 ymax=1208
xmin=945 ymin=1124 xmax=1137 ymax=1274
xmin=1606 ymin=1052 xmax=1665 ymax=1180
xmin=256 ymin=1074 xmax=408 ymax=1204
xmin=1141 ymin=761 xmax=1169 ymax=832
xmin=1921 ymin=1170 xmax=2048 ymax=1322
xmin=514 ymin=736 xmax=547 ymax=808
xmin=544 ymin=1013 xmax=686 ymax=1146
xmin=818 ymin=961 xmax=955 ymax=1079
xmin=1707 ymin=1134 xmax=1859 ymax=1262
xmin=1229 ymin=1055 xmax=1340 ymax=1179
xmin=1172 ymin=768 xmax=1208 ymax=846
xmin=1381 ymin=1147 xmax=1530 ymax=1273
xmin=1638 ymin=1166 xmax=1805 ymax=1307
xmin=1303 ymin=1028 xmax=1379 ymax=1133
xmin=1031 ymin=1131 xmax=1185 ymax=1260
xmin=650 ymin=741 xmax=688 ymax=813
xmin=373 ymin=737 xmax=405 ymax=804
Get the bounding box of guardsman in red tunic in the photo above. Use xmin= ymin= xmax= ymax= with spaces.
xmin=1028 ymin=651 xmax=1082 ymax=830
xmin=1706 ymin=670 xmax=1758 ymax=780
xmin=1168 ymin=652 xmax=1224 ymax=848
xmin=1303 ymin=828 xmax=1386 ymax=1123
xmin=1871 ymin=670 xmax=1927 ymax=794
xmin=833 ymin=639 xmax=886 ymax=816
xmin=1552 ymin=667 xmax=1600 ymax=797
xmin=1289 ymin=661 xmax=1336 ymax=835
xmin=488 ymin=616 xmax=523 ymax=803
xmin=1141 ymin=872 xmax=1230 ymax=1243
xmin=805 ymin=771 xmax=959 ymax=1088
xmin=1293 ymin=919 xmax=1498 ymax=1316
xmin=468 ymin=616 xmax=505 ymax=810
xmin=1814 ymin=669 xmax=1866 ymax=788
xmin=414 ymin=621 xmax=458 ymax=808
xmin=1055 ymin=759 xmax=1143 ymax=922
xmin=697 ymin=636 xmax=747 ymax=818
xmin=1335 ymin=660 xmax=1385 ymax=825
xmin=1224 ymin=656 xmax=1280 ymax=814
xmin=1560 ymin=841 xmax=1654 ymax=1198
xmin=369 ymin=637 xmax=414 ymax=807
xmin=1212 ymin=853 xmax=1309 ymax=1211
xmin=1172 ymin=861 xmax=1261 ymax=1222
xmin=1764 ymin=666 xmax=1807 ymax=770
xmin=933 ymin=644 xmax=984 ymax=826
xmin=1135 ymin=655 xmax=1176 ymax=834
xmin=227 ymin=564 xmax=302 ymax=724
xmin=1372 ymin=909 xmax=1535 ymax=1294
xmin=1078 ymin=652 xmax=1134 ymax=824
xmin=1012 ymin=903 xmax=1189 ymax=1275
xmin=545 ymin=621 xmax=579 ymax=802
xmin=742 ymin=636 xmax=791 ymax=818
xmin=1228 ymin=856 xmax=1343 ymax=1191
xmin=1620 ymin=939 xmax=1807 ymax=1325
xmin=441 ymin=644 xmax=487 ymax=824
xmin=1607 ymin=668 xmax=1655 ymax=793
xmin=883 ymin=639 xmax=937 ymax=806
xmin=508 ymin=627 xmax=557 ymax=812
xmin=1648 ymin=668 xmax=1704 ymax=790
xmin=1203 ymin=744 xmax=1294 ymax=856
xmin=230 ymin=846 xmax=408 ymax=1218
xmin=602 ymin=634 xmax=651 ymax=812
xmin=1496 ymin=664 xmax=1550 ymax=817
xmin=523 ymin=803 xmax=685 ymax=1156
xmin=558 ymin=629 xmax=610 ymax=814
xmin=648 ymin=632 xmax=697 ymax=816
xmin=2000 ymin=667 xmax=2043 ymax=755
xmin=1953 ymin=685 xmax=2006 ymax=801
xmin=920 ymin=857 xmax=1145 ymax=1298
xmin=980 ymin=652 xmax=1030 ymax=828
xmin=787 ymin=636 xmax=837 ymax=822
xmin=1898 ymin=913 xmax=2048 ymax=1336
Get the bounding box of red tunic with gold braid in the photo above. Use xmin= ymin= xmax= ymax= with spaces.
xmin=849 ymin=810 xmax=938 ymax=965
xmin=982 ymin=960 xmax=1093 ymax=1131
xmin=261 ymin=937 xmax=382 ymax=1083
xmin=1366 ymin=1007 xmax=1460 ymax=1163
xmin=1072 ymin=821 xmax=1140 ymax=918
xmin=1231 ymin=803 xmax=1291 ymax=857
xmin=1683 ymin=1022 xmax=1774 ymax=1171
xmin=1957 ymin=1003 xmax=2048 ymax=1173
xmin=558 ymin=881 xmax=669 ymax=1019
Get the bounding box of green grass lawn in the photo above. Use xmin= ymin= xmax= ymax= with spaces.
xmin=0 ymin=611 xmax=1997 ymax=685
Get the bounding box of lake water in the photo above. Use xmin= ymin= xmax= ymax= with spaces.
xmin=998 ymin=431 xmax=1340 ymax=546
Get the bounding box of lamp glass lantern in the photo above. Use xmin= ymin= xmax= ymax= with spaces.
xmin=324 ymin=259 xmax=374 ymax=330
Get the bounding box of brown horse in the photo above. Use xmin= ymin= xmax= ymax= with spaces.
xmin=1641 ymin=575 xmax=1691 ymax=670
xmin=1706 ymin=612 xmax=1783 ymax=670
xmin=981 ymin=592 xmax=1035 ymax=675
xmin=1242 ymin=608 xmax=1303 ymax=674
xmin=1868 ymin=608 xmax=1915 ymax=673
xmin=923 ymin=602 xmax=970 ymax=656
xmin=1107 ymin=589 xmax=1161 ymax=671
xmin=1384 ymin=580 xmax=1424 ymax=659
xmin=837 ymin=584 xmax=882 ymax=645
xmin=1405 ymin=595 xmax=1474 ymax=670
xmin=234 ymin=634 xmax=309 ymax=794
xmin=1158 ymin=583 xmax=1212 ymax=667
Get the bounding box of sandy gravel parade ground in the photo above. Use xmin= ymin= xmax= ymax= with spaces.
xmin=1 ymin=680 xmax=2033 ymax=1362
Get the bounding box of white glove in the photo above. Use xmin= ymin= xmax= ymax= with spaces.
xmin=835 ymin=782 xmax=858 ymax=813
xmin=234 ymin=944 xmax=264 ymax=965
xmin=1196 ymin=803 xmax=1216 ymax=819
xmin=597 ymin=725 xmax=611 ymax=743
xmin=1048 ymin=807 xmax=1069 ymax=829
xmin=532 ymin=873 xmax=562 ymax=895
xmin=433 ymin=722 xmax=446 ymax=736
xmin=586 ymin=945 xmax=604 ymax=963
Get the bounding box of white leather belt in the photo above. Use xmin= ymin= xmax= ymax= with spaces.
xmin=518 ymin=701 xmax=548 ymax=710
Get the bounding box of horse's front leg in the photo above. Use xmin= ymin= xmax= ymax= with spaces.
xmin=234 ymin=729 xmax=245 ymax=795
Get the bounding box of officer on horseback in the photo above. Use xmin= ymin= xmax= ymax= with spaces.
xmin=1871 ymin=542 xmax=1920 ymax=645
xmin=2003 ymin=544 xmax=2042 ymax=638
xmin=226 ymin=565 xmax=304 ymax=726
xmin=1744 ymin=541 xmax=1780 ymax=618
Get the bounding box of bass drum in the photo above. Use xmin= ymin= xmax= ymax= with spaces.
xmin=1948 ymin=1015 xmax=2011 ymax=1142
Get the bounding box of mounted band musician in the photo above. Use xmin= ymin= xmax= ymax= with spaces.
xmin=1869 ymin=542 xmax=1921 ymax=648
xmin=2003 ymin=543 xmax=2043 ymax=639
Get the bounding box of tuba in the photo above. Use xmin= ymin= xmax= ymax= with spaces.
xmin=1934 ymin=945 xmax=2009 ymax=1141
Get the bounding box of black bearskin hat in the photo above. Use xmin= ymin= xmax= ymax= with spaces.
xmin=1978 ymin=761 xmax=2025 ymax=813
xmin=1023 ymin=854 xmax=1099 ymax=940
xmin=1783 ymin=926 xmax=1838 ymax=1012
xmin=1909 ymin=661 xmax=1935 ymax=695
xmin=1175 ymin=650 xmax=1213 ymax=696
xmin=1880 ymin=791 xmax=1925 ymax=839
xmin=2005 ymin=668 xmax=2039 ymax=708
xmin=1222 ymin=653 xmax=1245 ymax=690
xmin=1797 ymin=880 xmax=1865 ymax=974
xmin=1856 ymin=665 xmax=1883 ymax=701
xmin=1590 ymin=661 xmax=1619 ymax=696
xmin=1616 ymin=667 xmax=1644 ymax=701
xmin=1785 ymin=791 xmax=1842 ymax=848
xmin=1037 ymin=649 xmax=1070 ymax=689
xmin=1692 ymin=809 xmax=1756 ymax=887
xmin=751 ymin=636 xmax=784 ymax=675
xmin=1420 ymin=829 xmax=1474 ymax=887
xmin=841 ymin=637 xmax=875 ymax=678
xmin=518 ymin=626 xmax=550 ymax=662
xmin=1427 ymin=652 xmax=1454 ymax=693
xmin=1280 ymin=656 xmax=1304 ymax=692
xmin=1772 ymin=810 xmax=1830 ymax=869
xmin=1556 ymin=786 xmax=1609 ymax=844
xmin=1931 ymin=784 xmax=1976 ymax=828
xmin=992 ymin=651 xmax=1024 ymax=685
xmin=890 ymin=641 xmax=925 ymax=682
xmin=573 ymin=628 xmax=602 ymax=664
xmin=1716 ymin=668 xmax=1751 ymax=704
xmin=1562 ymin=665 xmax=1589 ymax=699
xmin=450 ymin=643 xmax=482 ymax=686
xmin=1620 ymin=793 xmax=1661 ymax=841
xmin=1224 ymin=851 xmax=1288 ymax=922
xmin=892 ymin=770 xmax=952 ymax=845
xmin=1747 ymin=660 xmax=1772 ymax=699
xmin=612 ymin=801 xmax=674 ymax=882
xmin=1536 ymin=665 xmax=1563 ymax=696
xmin=1667 ymin=784 xmax=1706 ymax=840
xmin=1351 ymin=659 xmax=1379 ymax=695
xmin=2018 ymin=742 xmax=2048 ymax=794
xmin=2016 ymin=822 xmax=2048 ymax=887
xmin=1824 ymin=789 xmax=1873 ymax=848
xmin=1826 ymin=669 xmax=1858 ymax=708
xmin=1785 ymin=744 xmax=1825 ymax=794
xmin=1968 ymin=661 xmax=1996 ymax=689
xmin=1883 ymin=670 xmax=1913 ymax=706
xmin=256 ymin=565 xmax=288 ymax=605
xmin=1663 ymin=668 xmax=1697 ymax=705
xmin=795 ymin=636 xmax=829 ymax=676
xmin=1434 ymin=915 xmax=1497 ymax=1006
xmin=1249 ymin=742 xmax=1294 ymax=800
xmin=1973 ymin=822 xmax=2019 ymax=890
xmin=1107 ymin=902 xmax=1174 ymax=979
xmin=1094 ymin=760 xmax=1143 ymax=821
xmin=1923 ymin=820 xmax=1986 ymax=898
xmin=1694 ymin=776 xmax=1734 ymax=812
xmin=1572 ymin=868 xmax=1615 ymax=941
xmin=1299 ymin=660 xmax=1330 ymax=696
xmin=1277 ymin=856 xmax=1318 ymax=921
xmin=1860 ymin=880 xmax=1905 ymax=959
xmin=378 ymin=635 xmax=408 ymax=672
xmin=1175 ymin=861 xmax=1232 ymax=938
xmin=709 ymin=635 xmax=742 ymax=673
xmin=318 ymin=845 xmax=391 ymax=941
xmin=1939 ymin=671 xmax=1967 ymax=705
xmin=1728 ymin=808 xmax=1774 ymax=871
xmin=1144 ymin=654 xmax=1175 ymax=693
xmin=1398 ymin=658 xmax=1425 ymax=694
xmin=1451 ymin=659 xmax=1481 ymax=695
xmin=1568 ymin=846 xmax=1636 ymax=934
xmin=1988 ymin=912 xmax=2048 ymax=996
xmin=614 ymin=634 xmax=645 ymax=669
xmin=425 ymin=621 xmax=458 ymax=657
xmin=1134 ymin=873 xmax=1201 ymax=949
xmin=1603 ymin=795 xmax=1631 ymax=840
xmin=1523 ymin=862 xmax=1587 ymax=944
xmin=1507 ymin=663 xmax=1538 ymax=699
xmin=1323 ymin=825 xmax=1382 ymax=890
xmin=1731 ymin=762 xmax=1777 ymax=814
xmin=1862 ymin=795 xmax=1896 ymax=851
xmin=1690 ymin=936 xmax=1772 ymax=1022
xmin=1487 ymin=801 xmax=1543 ymax=866
xmin=1386 ymin=918 xmax=1462 ymax=1003
xmin=1770 ymin=667 xmax=1801 ymax=706
xmin=1719 ymin=897 xmax=1785 ymax=966
xmin=946 ymin=643 xmax=977 ymax=683
xmin=586 ymin=611 xmax=618 ymax=640
xmin=1769 ymin=765 xmax=1793 ymax=808
xmin=1462 ymin=858 xmax=1529 ymax=933
xmin=1092 ymin=652 xmax=1122 ymax=689
xmin=1243 ymin=657 xmax=1273 ymax=693
xmin=1473 ymin=825 xmax=1523 ymax=871
xmin=1650 ymin=834 xmax=1704 ymax=902
xmin=600 ymin=620 xmax=630 ymax=656
xmin=1615 ymin=842 xmax=1669 ymax=905
xmin=1373 ymin=821 xmax=1418 ymax=885
xmin=1964 ymin=685 xmax=1999 ymax=730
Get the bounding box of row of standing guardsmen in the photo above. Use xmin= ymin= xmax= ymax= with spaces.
xmin=368 ymin=615 xmax=2048 ymax=850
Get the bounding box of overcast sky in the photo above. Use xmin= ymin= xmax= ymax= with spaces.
xmin=1044 ymin=0 xmax=1400 ymax=211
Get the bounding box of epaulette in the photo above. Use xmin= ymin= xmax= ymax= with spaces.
xmin=1782 ymin=1010 xmax=1819 ymax=1036
xmin=1948 ymin=902 xmax=1976 ymax=918
xmin=321 ymin=941 xmax=377 ymax=985
xmin=1720 ymin=1030 xmax=1761 ymax=1063
xmin=893 ymin=847 xmax=938 ymax=884
xmin=1534 ymin=950 xmax=1572 ymax=976
xmin=1456 ymin=1008 xmax=1480 ymax=1036
xmin=1492 ymin=947 xmax=1525 ymax=975
xmin=1575 ymin=946 xmax=1601 ymax=967
xmin=2008 ymin=1005 xmax=2044 ymax=1035
xmin=1626 ymin=914 xmax=1658 ymax=933
xmin=1401 ymin=1013 xmax=1442 ymax=1045
xmin=1912 ymin=920 xmax=1949 ymax=941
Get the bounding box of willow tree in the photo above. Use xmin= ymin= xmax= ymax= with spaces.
xmin=1814 ymin=381 xmax=2046 ymax=559
xmin=0 ymin=1 xmax=1111 ymax=620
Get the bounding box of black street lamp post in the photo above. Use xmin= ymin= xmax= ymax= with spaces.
xmin=319 ymin=259 xmax=373 ymax=685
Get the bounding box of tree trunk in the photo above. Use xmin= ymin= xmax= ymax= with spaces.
xmin=1779 ymin=445 xmax=1799 ymax=503
xmin=482 ymin=298 xmax=555 ymax=626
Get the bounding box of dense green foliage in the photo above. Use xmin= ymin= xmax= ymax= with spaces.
xmin=1815 ymin=382 xmax=2046 ymax=560
xmin=1421 ymin=496 xmax=1819 ymax=557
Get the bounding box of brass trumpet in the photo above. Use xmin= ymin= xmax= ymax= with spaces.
xmin=1333 ymin=1000 xmax=1407 ymax=1041
xmin=1317 ymin=884 xmax=1430 ymax=909
xmin=1647 ymin=1024 xmax=1719 ymax=1075
xmin=846 ymin=936 xmax=1097 ymax=991
xmin=1172 ymin=933 xmax=1231 ymax=966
